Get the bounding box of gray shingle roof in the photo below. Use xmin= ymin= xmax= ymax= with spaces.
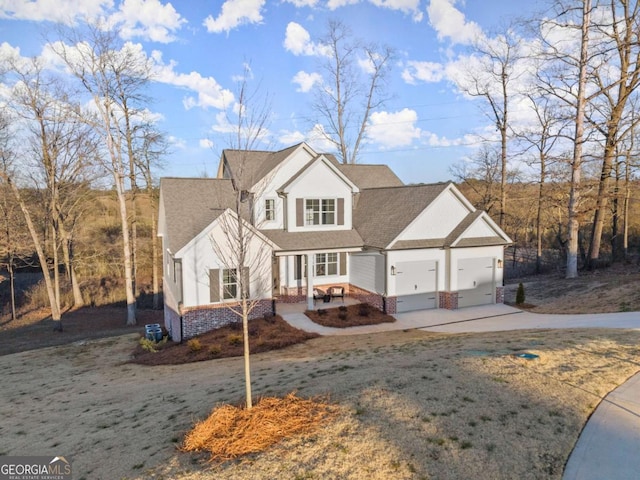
xmin=353 ymin=182 xmax=452 ymax=249
xmin=222 ymin=143 xmax=301 ymax=189
xmin=337 ymin=164 xmax=404 ymax=189
xmin=261 ymin=229 xmax=363 ymax=252
xmin=160 ymin=177 xmax=237 ymax=253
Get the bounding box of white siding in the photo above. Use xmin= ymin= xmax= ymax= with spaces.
xmin=463 ymin=218 xmax=497 ymax=238
xmin=178 ymin=214 xmax=273 ymax=308
xmin=400 ymin=189 xmax=471 ymax=241
xmin=285 ymin=161 xmax=353 ymax=232
xmin=350 ymin=252 xmax=385 ymax=294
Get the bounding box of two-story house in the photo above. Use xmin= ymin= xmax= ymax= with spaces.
xmin=158 ymin=142 xmax=512 ymax=341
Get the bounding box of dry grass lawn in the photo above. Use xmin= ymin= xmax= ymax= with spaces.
xmin=1 ymin=266 xmax=639 ymax=479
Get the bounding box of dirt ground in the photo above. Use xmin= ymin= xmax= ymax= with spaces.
xmin=1 ymin=266 xmax=639 ymax=479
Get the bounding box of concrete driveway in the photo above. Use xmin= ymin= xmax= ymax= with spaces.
xmin=282 ymin=303 xmax=640 ymax=480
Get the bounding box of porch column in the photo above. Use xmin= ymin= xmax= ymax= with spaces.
xmin=306 ymin=253 xmax=314 ymax=310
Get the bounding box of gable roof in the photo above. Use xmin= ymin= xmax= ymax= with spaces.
xmin=337 ymin=164 xmax=404 ymax=189
xmin=159 ymin=177 xmax=239 ymax=254
xmin=220 ymin=143 xmax=302 ymax=189
xmin=353 ymin=182 xmax=452 ymax=249
xmin=277 ymin=154 xmax=360 ymax=194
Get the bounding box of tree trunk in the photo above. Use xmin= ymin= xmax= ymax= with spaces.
xmin=3 ymin=175 xmax=61 ymax=328
xmin=536 ymin=159 xmax=546 ymax=274
xmin=115 ymin=173 xmax=136 ymax=325
xmin=60 ymin=228 xmax=84 ymax=308
xmin=8 ymin=253 xmax=16 ymax=323
xmin=566 ymin=0 xmax=591 ymax=279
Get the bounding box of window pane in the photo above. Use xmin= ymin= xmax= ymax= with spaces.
xmin=223 ymin=268 xmax=238 ymax=299
xmin=265 ymin=199 xmax=275 ymax=221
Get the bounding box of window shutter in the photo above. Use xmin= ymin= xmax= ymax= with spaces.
xmin=209 ymin=269 xmax=220 ymax=302
xmin=339 ymin=252 xmax=347 ymax=275
xmin=337 ymin=198 xmax=344 ymax=225
xmin=294 ymin=255 xmax=301 ymax=280
xmin=296 ymin=198 xmax=304 ymax=226
xmin=242 ymin=267 xmax=250 ymax=298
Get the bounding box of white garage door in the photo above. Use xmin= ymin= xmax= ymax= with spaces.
xmin=396 ymin=260 xmax=437 ymax=312
xmin=457 ymin=257 xmax=494 ymax=308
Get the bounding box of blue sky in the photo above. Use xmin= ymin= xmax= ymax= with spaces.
xmin=0 ymin=0 xmax=547 ymax=184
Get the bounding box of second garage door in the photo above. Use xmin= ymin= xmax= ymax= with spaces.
xmin=457 ymin=257 xmax=494 ymax=308
xmin=395 ymin=260 xmax=437 ymax=312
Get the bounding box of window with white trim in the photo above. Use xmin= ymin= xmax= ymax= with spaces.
xmin=222 ymin=268 xmax=238 ymax=300
xmin=265 ymin=198 xmax=275 ymax=221
xmin=315 ymin=253 xmax=338 ymax=276
xmin=305 ymin=199 xmax=335 ymax=226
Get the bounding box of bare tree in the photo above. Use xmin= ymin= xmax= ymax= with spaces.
xmin=450 ymin=144 xmax=503 ymax=215
xmin=51 ymin=24 xmax=153 ymax=325
xmin=585 ymin=0 xmax=640 ymax=267
xmin=455 ymin=27 xmax=524 ymax=228
xmin=312 ymin=20 xmax=394 ymax=164
xmin=210 ymin=68 xmax=273 ymax=410
xmin=516 ymin=93 xmax=571 ymax=273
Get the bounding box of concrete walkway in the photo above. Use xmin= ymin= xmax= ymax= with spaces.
xmin=279 ymin=303 xmax=640 ymax=480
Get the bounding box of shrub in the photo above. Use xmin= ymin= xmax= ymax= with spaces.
xmin=317 ymin=309 xmax=328 ymax=316
xmin=139 ymin=337 xmax=158 ymax=353
xmin=338 ymin=305 xmax=347 ymax=312
xmin=358 ymin=304 xmax=370 ymax=317
xmin=227 ymin=334 xmax=243 ymax=346
xmin=187 ymin=338 xmax=202 ymax=352
xmin=248 ymin=323 xmax=260 ymax=337
xmin=263 ymin=313 xmax=276 ymax=324
xmin=209 ymin=345 xmax=221 ymax=356
xmin=338 ymin=311 xmax=348 ymax=321
xmin=515 ymin=283 xmax=525 ymax=305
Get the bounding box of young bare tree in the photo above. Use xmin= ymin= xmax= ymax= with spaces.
xmin=51 ymin=24 xmax=153 ymax=325
xmin=312 ymin=20 xmax=394 ymax=164
xmin=210 ymin=68 xmax=273 ymax=410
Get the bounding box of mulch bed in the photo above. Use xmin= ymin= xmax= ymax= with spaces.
xmin=182 ymin=392 xmax=335 ymax=462
xmin=130 ymin=315 xmax=319 ymax=366
xmin=305 ymin=303 xmax=396 ymax=328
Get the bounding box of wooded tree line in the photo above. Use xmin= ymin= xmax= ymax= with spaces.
xmin=0 ymin=23 xmax=165 ymax=329
xmin=449 ymin=0 xmax=640 ymax=278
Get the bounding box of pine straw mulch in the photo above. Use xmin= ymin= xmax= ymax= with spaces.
xmin=305 ymin=302 xmax=396 ymax=328
xmin=130 ymin=315 xmax=320 ymax=366
xmin=181 ymin=392 xmax=336 ymax=462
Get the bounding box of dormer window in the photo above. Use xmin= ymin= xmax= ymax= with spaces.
xmin=305 ymin=199 xmax=335 ymax=226
xmin=265 ymin=199 xmax=275 ymax=221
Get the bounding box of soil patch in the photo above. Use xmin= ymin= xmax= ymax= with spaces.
xmin=305 ymin=303 xmax=396 ymax=328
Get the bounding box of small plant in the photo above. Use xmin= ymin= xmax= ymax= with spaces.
xmin=338 ymin=305 xmax=347 ymax=312
xmin=227 ymin=334 xmax=243 ymax=346
xmin=338 ymin=311 xmax=348 ymax=321
xmin=187 ymin=338 xmax=202 ymax=352
xmin=139 ymin=335 xmax=167 ymax=353
xmin=317 ymin=309 xmax=328 ymax=316
xmin=263 ymin=313 xmax=276 ymax=323
xmin=460 ymin=441 xmax=473 ymax=449
xmin=516 ymin=282 xmax=525 ymax=305
xmin=358 ymin=304 xmax=370 ymax=317
xmin=209 ymin=345 xmax=221 ymax=356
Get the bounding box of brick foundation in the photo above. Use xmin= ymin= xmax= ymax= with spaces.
xmin=439 ymin=291 xmax=459 ymax=310
xmin=496 ymin=286 xmax=504 ymax=304
xmin=178 ymin=299 xmax=274 ymax=341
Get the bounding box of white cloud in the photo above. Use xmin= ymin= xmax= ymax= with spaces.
xmin=200 ymin=138 xmax=214 ymax=149
xmin=283 ymin=0 xmax=319 ymax=6
xmin=427 ymin=0 xmax=483 ymax=45
xmin=327 ymin=0 xmax=359 ymax=9
xmin=370 ymin=0 xmax=423 ymax=21
xmin=109 ymin=0 xmax=186 ymax=43
xmin=368 ymin=108 xmax=421 ymax=148
xmin=278 ymin=124 xmax=336 ymax=153
xmin=0 ymin=0 xmax=109 ymax=24
xmin=292 ymin=70 xmax=322 ymax=92
xmin=283 ymin=22 xmax=329 ymax=56
xmin=151 ymin=51 xmax=234 ymax=110
xmin=401 ymin=60 xmax=444 ymax=84
xmin=203 ymin=0 xmax=265 ymax=34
